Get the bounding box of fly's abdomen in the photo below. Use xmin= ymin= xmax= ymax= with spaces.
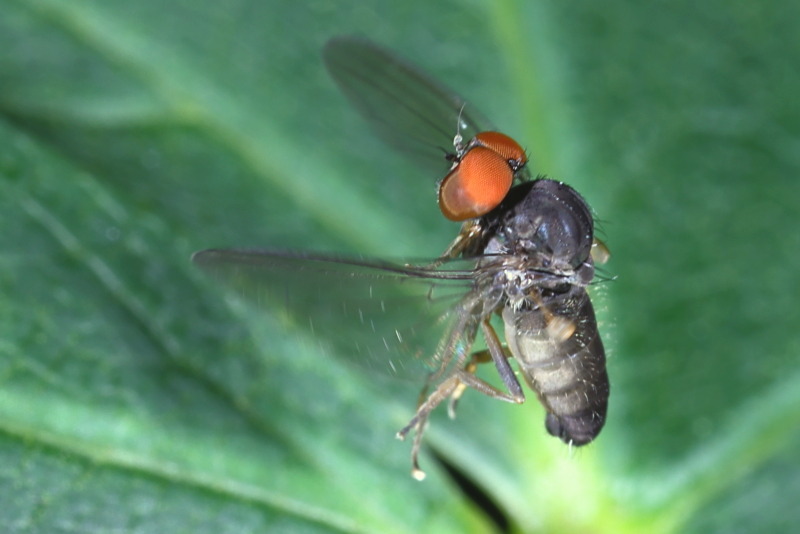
xmin=503 ymin=286 xmax=609 ymax=445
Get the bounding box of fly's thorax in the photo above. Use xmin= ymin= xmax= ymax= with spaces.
xmin=474 ymin=250 xmax=595 ymax=322
xmin=497 ymin=267 xmax=539 ymax=310
xmin=470 ymin=256 xmax=521 ymax=315
xmin=481 ymin=179 xmax=595 ymax=273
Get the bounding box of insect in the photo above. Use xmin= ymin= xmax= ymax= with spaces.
xmin=193 ymin=37 xmax=610 ymax=479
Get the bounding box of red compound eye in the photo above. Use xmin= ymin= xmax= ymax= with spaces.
xmin=474 ymin=131 xmax=527 ymax=169
xmin=438 ymin=146 xmax=514 ymax=221
xmin=438 ymin=132 xmax=527 ymax=221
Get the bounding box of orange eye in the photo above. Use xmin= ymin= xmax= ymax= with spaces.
xmin=474 ymin=131 xmax=527 ymax=169
xmin=438 ymin=146 xmax=514 ymax=221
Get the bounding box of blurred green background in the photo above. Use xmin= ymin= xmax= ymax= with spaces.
xmin=1 ymin=1 xmax=799 ymax=533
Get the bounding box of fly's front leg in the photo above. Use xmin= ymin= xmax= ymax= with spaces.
xmin=436 ymin=219 xmax=485 ymax=261
xmin=397 ymin=373 xmax=462 ymax=481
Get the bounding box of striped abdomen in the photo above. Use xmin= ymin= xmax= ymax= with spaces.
xmin=502 ymin=285 xmax=609 ymax=445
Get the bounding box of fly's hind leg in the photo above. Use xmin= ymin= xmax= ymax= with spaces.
xmin=448 ymin=319 xmax=526 ymax=417
xmin=398 ymin=319 xmax=526 ymax=480
xmin=446 ymin=348 xmax=492 ymax=418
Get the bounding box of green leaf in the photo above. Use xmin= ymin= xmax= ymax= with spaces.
xmin=2 ymin=1 xmax=799 ymax=533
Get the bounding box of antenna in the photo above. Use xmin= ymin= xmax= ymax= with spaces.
xmin=453 ymin=102 xmax=467 ymax=154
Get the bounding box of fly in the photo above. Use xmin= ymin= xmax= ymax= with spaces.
xmin=193 ymin=37 xmax=610 ymax=479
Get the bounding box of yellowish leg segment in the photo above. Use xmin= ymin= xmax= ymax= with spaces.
xmin=398 ymin=319 xmax=526 ymax=479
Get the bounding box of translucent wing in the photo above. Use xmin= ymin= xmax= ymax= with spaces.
xmin=323 ymin=36 xmax=494 ymax=173
xmin=192 ymin=249 xmax=485 ymax=380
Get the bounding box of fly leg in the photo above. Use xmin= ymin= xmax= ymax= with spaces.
xmin=447 ymin=349 xmax=492 ymax=418
xmin=397 ymin=373 xmax=463 ymax=480
xmin=397 ymin=319 xmax=525 ymax=480
xmin=423 ymin=219 xmax=485 ymax=267
xmin=448 ymin=319 xmax=526 ymax=417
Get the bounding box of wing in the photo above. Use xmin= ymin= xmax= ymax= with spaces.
xmin=323 ymin=36 xmax=494 ymax=173
xmin=192 ymin=248 xmax=486 ymax=380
